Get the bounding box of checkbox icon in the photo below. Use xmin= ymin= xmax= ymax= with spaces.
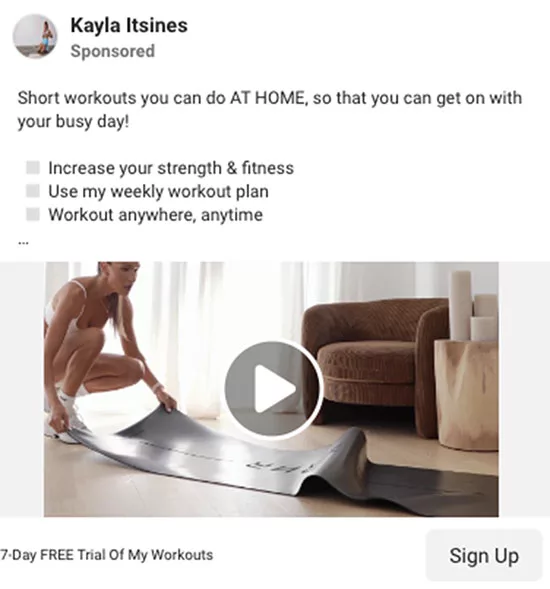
xmin=26 ymin=207 xmax=40 ymax=221
xmin=26 ymin=184 xmax=40 ymax=198
xmin=26 ymin=161 xmax=40 ymax=175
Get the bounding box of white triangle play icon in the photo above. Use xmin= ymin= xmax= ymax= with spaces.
xmin=254 ymin=365 xmax=296 ymax=413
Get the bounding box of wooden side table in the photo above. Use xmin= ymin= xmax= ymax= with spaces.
xmin=434 ymin=340 xmax=499 ymax=451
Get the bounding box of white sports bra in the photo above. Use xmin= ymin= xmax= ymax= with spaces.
xmin=44 ymin=279 xmax=87 ymax=332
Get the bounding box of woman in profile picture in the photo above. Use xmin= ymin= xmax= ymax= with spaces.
xmin=43 ymin=262 xmax=178 ymax=444
xmin=37 ymin=20 xmax=53 ymax=54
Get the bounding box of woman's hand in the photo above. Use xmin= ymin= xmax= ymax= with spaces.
xmin=154 ymin=386 xmax=178 ymax=412
xmin=49 ymin=402 xmax=70 ymax=433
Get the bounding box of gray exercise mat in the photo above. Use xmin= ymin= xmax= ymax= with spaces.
xmin=68 ymin=406 xmax=498 ymax=517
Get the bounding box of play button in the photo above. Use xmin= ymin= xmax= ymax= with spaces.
xmin=254 ymin=365 xmax=296 ymax=414
xmin=224 ymin=340 xmax=324 ymax=440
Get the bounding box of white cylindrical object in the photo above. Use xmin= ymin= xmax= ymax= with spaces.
xmin=449 ymin=271 xmax=472 ymax=340
xmin=474 ymin=294 xmax=498 ymax=318
xmin=471 ymin=317 xmax=498 ymax=342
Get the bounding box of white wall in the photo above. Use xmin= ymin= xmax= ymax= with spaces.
xmin=336 ymin=262 xmax=416 ymax=301
xmin=323 ymin=262 xmax=498 ymax=301
xmin=44 ymin=262 xmax=69 ymax=302
xmin=13 ymin=15 xmax=57 ymax=46
xmin=415 ymin=262 xmax=498 ymax=298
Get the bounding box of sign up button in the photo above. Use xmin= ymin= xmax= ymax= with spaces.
xmin=426 ymin=530 xmax=543 ymax=582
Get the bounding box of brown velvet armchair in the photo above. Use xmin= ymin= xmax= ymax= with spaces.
xmin=301 ymin=298 xmax=450 ymax=438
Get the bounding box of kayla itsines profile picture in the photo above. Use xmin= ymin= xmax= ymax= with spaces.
xmin=13 ymin=14 xmax=57 ymax=58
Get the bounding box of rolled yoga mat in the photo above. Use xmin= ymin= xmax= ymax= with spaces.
xmin=68 ymin=406 xmax=498 ymax=518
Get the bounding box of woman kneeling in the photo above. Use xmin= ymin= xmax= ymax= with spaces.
xmin=44 ymin=261 xmax=177 ymax=444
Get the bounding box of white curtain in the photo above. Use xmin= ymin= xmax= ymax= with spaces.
xmin=44 ymin=262 xmax=498 ymax=421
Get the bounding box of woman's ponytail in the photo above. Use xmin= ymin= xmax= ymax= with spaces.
xmin=98 ymin=262 xmax=128 ymax=340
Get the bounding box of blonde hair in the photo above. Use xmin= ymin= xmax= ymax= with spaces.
xmin=98 ymin=263 xmax=128 ymax=340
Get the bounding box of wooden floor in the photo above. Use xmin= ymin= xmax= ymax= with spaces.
xmin=44 ymin=395 xmax=498 ymax=518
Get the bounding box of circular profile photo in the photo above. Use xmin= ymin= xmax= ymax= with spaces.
xmin=13 ymin=14 xmax=57 ymax=59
